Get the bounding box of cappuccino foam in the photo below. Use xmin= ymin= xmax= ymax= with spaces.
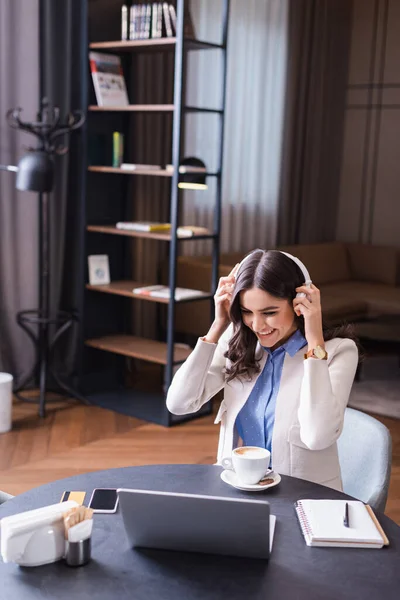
xmin=234 ymin=446 xmax=267 ymax=459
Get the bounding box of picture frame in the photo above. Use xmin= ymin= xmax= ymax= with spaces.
xmin=88 ymin=255 xmax=110 ymax=285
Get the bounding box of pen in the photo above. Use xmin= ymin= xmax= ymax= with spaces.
xmin=343 ymin=502 xmax=350 ymax=528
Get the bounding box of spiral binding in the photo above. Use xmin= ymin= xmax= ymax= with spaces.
xmin=295 ymin=501 xmax=314 ymax=540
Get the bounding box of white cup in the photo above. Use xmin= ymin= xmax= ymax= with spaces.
xmin=221 ymin=446 xmax=271 ymax=485
xmin=0 ymin=373 xmax=13 ymax=434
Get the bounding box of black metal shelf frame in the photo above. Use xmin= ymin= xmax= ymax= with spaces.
xmin=166 ymin=0 xmax=230 ymax=415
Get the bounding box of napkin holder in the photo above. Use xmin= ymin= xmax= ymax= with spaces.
xmin=1 ymin=500 xmax=78 ymax=567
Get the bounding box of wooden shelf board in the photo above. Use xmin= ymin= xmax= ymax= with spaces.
xmin=89 ymin=38 xmax=223 ymax=52
xmin=88 ymin=104 xmax=174 ymax=112
xmin=87 ymin=225 xmax=171 ymax=241
xmin=86 ymin=225 xmax=213 ymax=241
xmin=86 ymin=280 xmax=211 ymax=303
xmin=85 ymin=334 xmax=192 ymax=365
xmin=88 ymin=166 xmax=172 ymax=177
xmin=89 ymin=38 xmax=177 ymax=51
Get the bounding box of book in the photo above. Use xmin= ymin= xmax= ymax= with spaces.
xmin=152 ymin=3 xmax=160 ymax=38
xmin=121 ymin=5 xmax=128 ymax=40
xmin=120 ymin=163 xmax=162 ymax=171
xmin=116 ymin=221 xmax=171 ymax=232
xmin=166 ymin=164 xmax=207 ymax=174
xmin=163 ymin=2 xmax=173 ymax=37
xmin=115 ymin=222 xmax=210 ymax=237
xmin=295 ymin=499 xmax=389 ymax=548
xmin=168 ymin=4 xmax=176 ymax=34
xmin=175 ymin=225 xmax=210 ymax=237
xmin=89 ymin=52 xmax=129 ymax=107
xmin=157 ymin=2 xmax=163 ymax=38
xmin=144 ymin=4 xmax=152 ymax=39
xmin=88 ymin=255 xmax=110 ymax=285
xmin=132 ymin=285 xmax=205 ymax=301
xmin=112 ymin=132 xmax=124 ymax=168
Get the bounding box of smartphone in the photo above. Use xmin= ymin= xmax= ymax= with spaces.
xmin=87 ymin=488 xmax=119 ymax=513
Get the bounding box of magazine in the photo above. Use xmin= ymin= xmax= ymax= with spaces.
xmin=133 ymin=285 xmax=204 ymax=301
xmin=89 ymin=52 xmax=129 ymax=107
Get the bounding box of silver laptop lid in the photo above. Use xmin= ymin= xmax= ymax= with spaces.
xmin=117 ymin=488 xmax=270 ymax=560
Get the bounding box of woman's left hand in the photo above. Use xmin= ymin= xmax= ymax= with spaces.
xmin=293 ymin=284 xmax=325 ymax=349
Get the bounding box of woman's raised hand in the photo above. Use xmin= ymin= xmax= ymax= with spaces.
xmin=293 ymin=283 xmax=325 ymax=350
xmin=214 ymin=264 xmax=240 ymax=328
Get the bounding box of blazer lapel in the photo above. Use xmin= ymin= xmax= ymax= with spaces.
xmin=271 ymin=349 xmax=304 ymax=472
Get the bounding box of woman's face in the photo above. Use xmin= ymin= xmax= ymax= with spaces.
xmin=239 ymin=287 xmax=297 ymax=350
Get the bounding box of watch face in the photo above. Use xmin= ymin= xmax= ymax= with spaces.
xmin=314 ymin=346 xmax=326 ymax=359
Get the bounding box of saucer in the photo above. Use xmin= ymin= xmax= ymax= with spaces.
xmin=220 ymin=469 xmax=281 ymax=492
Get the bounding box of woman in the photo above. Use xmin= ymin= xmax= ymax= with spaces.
xmin=166 ymin=249 xmax=358 ymax=491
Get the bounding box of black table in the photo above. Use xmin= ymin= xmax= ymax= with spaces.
xmin=0 ymin=465 xmax=399 ymax=600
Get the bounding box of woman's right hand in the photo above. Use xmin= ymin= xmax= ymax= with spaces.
xmin=213 ymin=264 xmax=240 ymax=328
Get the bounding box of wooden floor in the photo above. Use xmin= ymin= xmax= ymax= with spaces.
xmin=1 ymin=395 xmax=399 ymax=525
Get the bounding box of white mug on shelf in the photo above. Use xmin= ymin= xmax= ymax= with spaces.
xmin=221 ymin=446 xmax=271 ymax=485
xmin=0 ymin=373 xmax=13 ymax=433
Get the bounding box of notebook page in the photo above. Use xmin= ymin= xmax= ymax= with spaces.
xmin=298 ymin=500 xmax=384 ymax=544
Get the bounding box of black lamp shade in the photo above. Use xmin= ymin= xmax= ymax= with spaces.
xmin=178 ymin=156 xmax=208 ymax=190
xmin=16 ymin=151 xmax=54 ymax=192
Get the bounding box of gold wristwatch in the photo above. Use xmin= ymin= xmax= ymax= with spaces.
xmin=304 ymin=345 xmax=328 ymax=360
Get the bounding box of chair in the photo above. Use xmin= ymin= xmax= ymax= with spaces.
xmin=0 ymin=490 xmax=14 ymax=504
xmin=337 ymin=407 xmax=392 ymax=513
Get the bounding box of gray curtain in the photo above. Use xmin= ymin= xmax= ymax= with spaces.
xmin=40 ymin=0 xmax=87 ymax=378
xmin=0 ymin=0 xmax=39 ymax=383
xmin=184 ymin=0 xmax=289 ymax=256
xmin=277 ymin=0 xmax=353 ymax=245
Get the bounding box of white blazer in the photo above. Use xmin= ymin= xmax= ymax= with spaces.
xmin=166 ymin=326 xmax=358 ymax=491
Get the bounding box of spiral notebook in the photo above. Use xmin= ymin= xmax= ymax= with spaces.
xmin=295 ymin=499 xmax=389 ymax=548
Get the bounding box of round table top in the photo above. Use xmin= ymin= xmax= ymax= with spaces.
xmin=0 ymin=464 xmax=399 ymax=600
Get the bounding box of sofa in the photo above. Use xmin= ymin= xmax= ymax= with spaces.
xmin=170 ymin=242 xmax=400 ymax=338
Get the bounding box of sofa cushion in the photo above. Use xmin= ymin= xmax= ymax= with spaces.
xmin=278 ymin=243 xmax=351 ymax=285
xmin=346 ymin=243 xmax=398 ymax=286
xmin=319 ymin=293 xmax=368 ymax=324
xmin=322 ymin=282 xmax=400 ymax=316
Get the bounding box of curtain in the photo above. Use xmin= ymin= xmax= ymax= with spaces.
xmin=0 ymin=0 xmax=39 ymax=382
xmin=277 ymin=0 xmax=353 ymax=245
xmin=184 ymin=0 xmax=289 ymax=256
xmin=40 ymin=0 xmax=88 ymax=377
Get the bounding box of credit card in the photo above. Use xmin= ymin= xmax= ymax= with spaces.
xmin=60 ymin=491 xmax=86 ymax=505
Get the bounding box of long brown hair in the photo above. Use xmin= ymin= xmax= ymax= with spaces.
xmin=224 ymin=249 xmax=357 ymax=382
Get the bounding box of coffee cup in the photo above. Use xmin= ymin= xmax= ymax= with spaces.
xmin=221 ymin=446 xmax=271 ymax=485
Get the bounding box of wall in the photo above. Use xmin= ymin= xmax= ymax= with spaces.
xmin=0 ymin=0 xmax=39 ymax=378
xmin=337 ymin=0 xmax=400 ymax=245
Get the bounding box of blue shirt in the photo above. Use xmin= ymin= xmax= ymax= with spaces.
xmin=235 ymin=330 xmax=307 ymax=454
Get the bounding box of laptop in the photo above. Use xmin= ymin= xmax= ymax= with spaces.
xmin=117 ymin=488 xmax=275 ymax=560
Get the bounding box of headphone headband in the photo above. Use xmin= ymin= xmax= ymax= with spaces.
xmin=238 ymin=249 xmax=312 ymax=286
xmin=279 ymin=251 xmax=312 ymax=286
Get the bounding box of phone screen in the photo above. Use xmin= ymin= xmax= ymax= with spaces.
xmin=88 ymin=488 xmax=118 ymax=512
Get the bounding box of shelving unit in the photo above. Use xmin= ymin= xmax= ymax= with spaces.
xmin=81 ymin=0 xmax=230 ymax=426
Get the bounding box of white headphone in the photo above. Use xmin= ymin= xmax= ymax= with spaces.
xmin=237 ymin=250 xmax=312 ymax=298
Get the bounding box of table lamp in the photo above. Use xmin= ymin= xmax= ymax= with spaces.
xmin=178 ymin=156 xmax=208 ymax=190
